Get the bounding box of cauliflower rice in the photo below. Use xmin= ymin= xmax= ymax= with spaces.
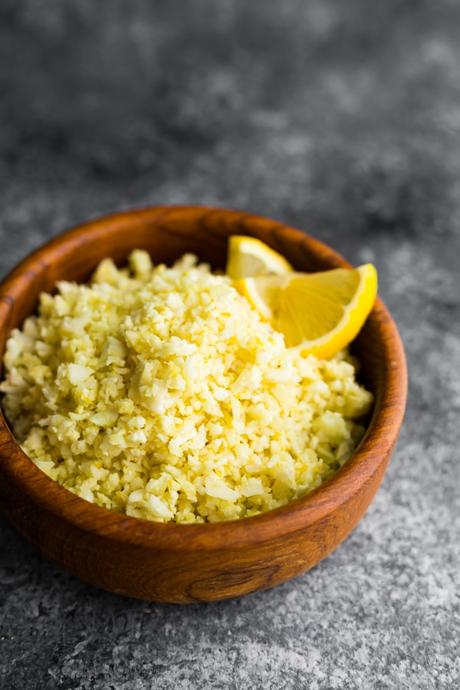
xmin=1 ymin=251 xmax=373 ymax=523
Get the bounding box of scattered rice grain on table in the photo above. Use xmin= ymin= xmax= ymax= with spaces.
xmin=0 ymin=251 xmax=373 ymax=523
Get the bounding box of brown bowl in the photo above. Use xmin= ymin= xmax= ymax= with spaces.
xmin=0 ymin=206 xmax=407 ymax=603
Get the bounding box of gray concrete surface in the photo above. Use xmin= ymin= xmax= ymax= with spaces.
xmin=0 ymin=1 xmax=459 ymax=688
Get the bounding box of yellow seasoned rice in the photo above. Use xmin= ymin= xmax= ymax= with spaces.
xmin=0 ymin=251 xmax=373 ymax=523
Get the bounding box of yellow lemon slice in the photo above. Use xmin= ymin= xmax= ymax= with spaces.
xmin=226 ymin=235 xmax=293 ymax=279
xmin=235 ymin=264 xmax=378 ymax=358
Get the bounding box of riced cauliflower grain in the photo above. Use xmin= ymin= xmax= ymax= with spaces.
xmin=1 ymin=251 xmax=373 ymax=523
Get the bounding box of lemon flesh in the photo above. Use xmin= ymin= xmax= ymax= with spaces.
xmin=235 ymin=264 xmax=378 ymax=358
xmin=226 ymin=235 xmax=293 ymax=279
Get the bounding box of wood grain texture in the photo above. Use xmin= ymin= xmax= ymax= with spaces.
xmin=0 ymin=207 xmax=408 ymax=603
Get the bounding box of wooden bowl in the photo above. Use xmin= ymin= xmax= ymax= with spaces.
xmin=0 ymin=207 xmax=407 ymax=603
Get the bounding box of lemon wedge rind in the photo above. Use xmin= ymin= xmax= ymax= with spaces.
xmin=226 ymin=235 xmax=293 ymax=280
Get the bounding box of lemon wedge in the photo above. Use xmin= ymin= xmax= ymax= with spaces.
xmin=235 ymin=264 xmax=378 ymax=358
xmin=226 ymin=235 xmax=293 ymax=279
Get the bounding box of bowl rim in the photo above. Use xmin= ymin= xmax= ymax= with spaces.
xmin=0 ymin=205 xmax=408 ymax=551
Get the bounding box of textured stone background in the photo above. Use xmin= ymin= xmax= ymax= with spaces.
xmin=0 ymin=1 xmax=459 ymax=688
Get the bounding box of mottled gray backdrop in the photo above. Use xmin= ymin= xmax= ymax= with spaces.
xmin=0 ymin=1 xmax=459 ymax=689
